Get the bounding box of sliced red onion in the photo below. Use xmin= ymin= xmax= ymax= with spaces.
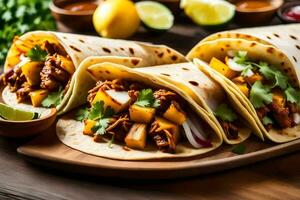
xmin=293 ymin=113 xmax=300 ymax=124
xmin=182 ymin=118 xmax=212 ymax=148
xmin=227 ymin=58 xmax=245 ymax=72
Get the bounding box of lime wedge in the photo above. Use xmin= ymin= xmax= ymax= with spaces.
xmin=181 ymin=0 xmax=235 ymax=26
xmin=0 ymin=103 xmax=39 ymax=121
xmin=136 ymin=1 xmax=174 ymax=31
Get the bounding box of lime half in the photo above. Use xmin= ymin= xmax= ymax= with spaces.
xmin=181 ymin=0 xmax=235 ymax=26
xmin=0 ymin=103 xmax=38 ymax=121
xmin=136 ymin=1 xmax=174 ymax=31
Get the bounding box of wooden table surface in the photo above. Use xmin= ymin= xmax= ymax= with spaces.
xmin=1 ymin=17 xmax=300 ymax=200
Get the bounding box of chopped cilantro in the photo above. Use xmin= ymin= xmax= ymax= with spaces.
xmin=241 ymin=64 xmax=253 ymax=77
xmin=250 ymin=81 xmax=273 ymax=108
xmin=92 ymin=118 xmax=111 ymax=135
xmin=258 ymin=62 xmax=288 ymax=89
xmin=232 ymin=144 xmax=246 ymax=154
xmin=88 ymin=101 xmax=114 ymax=121
xmin=284 ymin=86 xmax=300 ymax=106
xmin=75 ymin=107 xmax=89 ymax=122
xmin=26 ymin=45 xmax=48 ymax=62
xmin=233 ymin=51 xmax=248 ymax=64
xmin=214 ymin=103 xmax=238 ymax=122
xmin=134 ymin=89 xmax=160 ymax=108
xmin=0 ymin=0 xmax=56 ymax=65
xmin=262 ymin=116 xmax=273 ymax=125
xmin=41 ymin=89 xmax=64 ymax=108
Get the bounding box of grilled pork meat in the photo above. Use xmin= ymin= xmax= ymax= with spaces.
xmin=219 ymin=120 xmax=239 ymax=140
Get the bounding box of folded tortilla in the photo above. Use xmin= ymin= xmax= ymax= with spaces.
xmin=133 ymin=63 xmax=252 ymax=144
xmin=187 ymin=24 xmax=300 ymax=143
xmin=2 ymin=31 xmax=186 ymax=115
xmin=57 ymin=63 xmax=223 ymax=160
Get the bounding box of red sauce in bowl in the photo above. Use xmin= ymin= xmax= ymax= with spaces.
xmin=63 ymin=1 xmax=98 ymax=12
xmin=236 ymin=0 xmax=273 ymax=11
xmin=282 ymin=5 xmax=300 ymax=22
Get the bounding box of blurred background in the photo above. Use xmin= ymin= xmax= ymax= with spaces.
xmin=1 ymin=0 xmax=300 ymax=67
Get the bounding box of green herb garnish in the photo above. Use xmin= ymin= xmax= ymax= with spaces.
xmin=134 ymin=89 xmax=160 ymax=108
xmin=27 ymin=45 xmax=48 ymax=61
xmin=214 ymin=103 xmax=238 ymax=122
xmin=262 ymin=116 xmax=273 ymax=126
xmin=0 ymin=0 xmax=56 ymax=65
xmin=92 ymin=118 xmax=111 ymax=136
xmin=233 ymin=51 xmax=248 ymax=64
xmin=75 ymin=107 xmax=89 ymax=122
xmin=284 ymin=85 xmax=300 ymax=106
xmin=250 ymin=81 xmax=273 ymax=108
xmin=41 ymin=89 xmax=64 ymax=108
xmin=241 ymin=64 xmax=253 ymax=77
xmin=232 ymin=144 xmax=246 ymax=154
xmin=88 ymin=101 xmax=115 ymax=121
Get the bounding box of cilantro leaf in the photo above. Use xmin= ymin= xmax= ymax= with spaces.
xmin=233 ymin=51 xmax=248 ymax=64
xmin=214 ymin=103 xmax=238 ymax=122
xmin=250 ymin=81 xmax=273 ymax=108
xmin=262 ymin=116 xmax=273 ymax=125
xmin=88 ymin=101 xmax=115 ymax=120
xmin=75 ymin=107 xmax=89 ymax=122
xmin=241 ymin=64 xmax=253 ymax=77
xmin=92 ymin=118 xmax=110 ymax=136
xmin=134 ymin=89 xmax=160 ymax=108
xmin=258 ymin=62 xmax=288 ymax=89
xmin=41 ymin=89 xmax=64 ymax=108
xmin=284 ymin=86 xmax=300 ymax=106
xmin=232 ymin=144 xmax=246 ymax=154
xmin=26 ymin=45 xmax=48 ymax=62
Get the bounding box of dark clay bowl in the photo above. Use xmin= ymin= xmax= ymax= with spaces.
xmin=50 ymin=0 xmax=101 ymax=31
xmin=278 ymin=1 xmax=300 ymax=23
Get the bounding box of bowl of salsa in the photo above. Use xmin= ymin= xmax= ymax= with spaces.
xmin=230 ymin=0 xmax=283 ymax=25
xmin=50 ymin=0 xmax=101 ymax=31
xmin=278 ymin=1 xmax=300 ymax=23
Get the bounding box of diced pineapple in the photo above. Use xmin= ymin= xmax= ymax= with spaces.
xmin=155 ymin=117 xmax=180 ymax=144
xmin=246 ymin=73 xmax=263 ymax=85
xmin=83 ymin=119 xmax=97 ymax=135
xmin=209 ymin=57 xmax=237 ymax=79
xmin=92 ymin=89 xmax=130 ymax=113
xmin=125 ymin=123 xmax=147 ymax=149
xmin=163 ymin=103 xmax=186 ymax=125
xmin=21 ymin=61 xmax=42 ymax=86
xmin=57 ymin=55 xmax=75 ymax=75
xmin=273 ymin=90 xmax=285 ymax=107
xmin=29 ymin=89 xmax=49 ymax=107
xmin=236 ymin=83 xmax=249 ymax=97
xmin=129 ymin=104 xmax=156 ymax=123
xmin=232 ymin=76 xmax=246 ymax=84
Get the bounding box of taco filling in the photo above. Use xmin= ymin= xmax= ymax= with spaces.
xmin=209 ymin=51 xmax=300 ymax=131
xmin=1 ymin=40 xmax=75 ymax=108
xmin=76 ymin=79 xmax=212 ymax=153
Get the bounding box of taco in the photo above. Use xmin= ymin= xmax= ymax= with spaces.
xmin=1 ymin=31 xmax=186 ymax=115
xmin=133 ymin=63 xmax=253 ymax=144
xmin=187 ymin=25 xmax=300 ymax=143
xmin=56 ymin=63 xmax=224 ymax=160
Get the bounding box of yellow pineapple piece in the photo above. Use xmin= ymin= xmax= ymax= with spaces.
xmin=273 ymin=90 xmax=285 ymax=107
xmin=129 ymin=104 xmax=156 ymax=123
xmin=29 ymin=89 xmax=49 ymax=107
xmin=125 ymin=123 xmax=147 ymax=149
xmin=21 ymin=61 xmax=42 ymax=86
xmin=155 ymin=117 xmax=180 ymax=144
xmin=57 ymin=55 xmax=75 ymax=75
xmin=83 ymin=119 xmax=97 ymax=135
xmin=236 ymin=83 xmax=249 ymax=97
xmin=163 ymin=103 xmax=186 ymax=125
xmin=210 ymin=57 xmax=237 ymax=79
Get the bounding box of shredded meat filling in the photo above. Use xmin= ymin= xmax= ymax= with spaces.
xmin=106 ymin=114 xmax=133 ymax=141
xmin=153 ymin=89 xmax=179 ymax=113
xmin=219 ymin=120 xmax=239 ymax=140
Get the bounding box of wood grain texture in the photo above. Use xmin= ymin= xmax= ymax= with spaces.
xmin=2 ymin=17 xmax=300 ymax=200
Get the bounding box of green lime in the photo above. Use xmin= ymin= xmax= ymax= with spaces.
xmin=0 ymin=103 xmax=39 ymax=121
xmin=135 ymin=1 xmax=174 ymax=31
xmin=181 ymin=0 xmax=235 ymax=26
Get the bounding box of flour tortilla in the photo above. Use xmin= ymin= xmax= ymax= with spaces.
xmin=3 ymin=31 xmax=186 ymax=115
xmin=187 ymin=24 xmax=300 ymax=143
xmin=57 ymin=63 xmax=223 ymax=160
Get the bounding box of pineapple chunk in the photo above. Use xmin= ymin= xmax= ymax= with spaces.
xmin=29 ymin=89 xmax=49 ymax=107
xmin=57 ymin=55 xmax=75 ymax=75
xmin=210 ymin=57 xmax=237 ymax=79
xmin=246 ymin=73 xmax=264 ymax=85
xmin=273 ymin=90 xmax=285 ymax=107
xmin=21 ymin=61 xmax=42 ymax=86
xmin=83 ymin=119 xmax=97 ymax=135
xmin=236 ymin=83 xmax=249 ymax=97
xmin=125 ymin=123 xmax=147 ymax=149
xmin=129 ymin=104 xmax=156 ymax=123
xmin=92 ymin=89 xmax=130 ymax=113
xmin=155 ymin=117 xmax=180 ymax=144
xmin=163 ymin=103 xmax=186 ymax=125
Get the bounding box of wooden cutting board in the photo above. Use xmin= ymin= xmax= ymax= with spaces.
xmin=18 ymin=124 xmax=300 ymax=179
